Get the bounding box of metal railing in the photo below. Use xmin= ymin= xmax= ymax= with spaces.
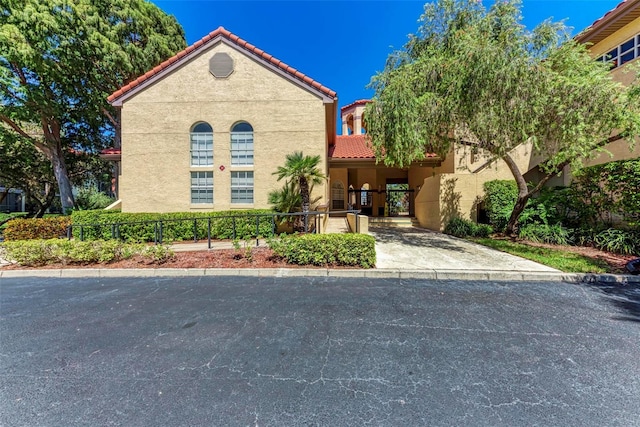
xmin=66 ymin=209 xmax=360 ymax=248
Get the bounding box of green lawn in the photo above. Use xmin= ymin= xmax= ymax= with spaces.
xmin=471 ymin=238 xmax=610 ymax=273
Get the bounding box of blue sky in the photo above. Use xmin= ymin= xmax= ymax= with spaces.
xmin=151 ymin=0 xmax=622 ymax=123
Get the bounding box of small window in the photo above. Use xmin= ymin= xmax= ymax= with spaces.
xmin=191 ymin=171 xmax=213 ymax=204
xmin=621 ymin=50 xmax=635 ymax=65
xmin=331 ymin=181 xmax=345 ymax=210
xmin=190 ymin=122 xmax=213 ymax=166
xmin=231 ymin=171 xmax=253 ymax=204
xmin=231 ymin=122 xmax=254 ymax=166
xmin=621 ymin=38 xmax=635 ymax=54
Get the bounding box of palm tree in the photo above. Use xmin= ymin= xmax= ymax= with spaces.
xmin=273 ymin=151 xmax=325 ymax=231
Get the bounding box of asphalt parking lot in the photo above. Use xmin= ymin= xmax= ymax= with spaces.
xmin=1 ymin=276 xmax=639 ymax=426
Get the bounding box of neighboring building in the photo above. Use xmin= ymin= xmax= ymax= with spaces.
xmin=106 ymin=2 xmax=639 ymax=229
xmin=0 ymin=186 xmax=25 ymax=213
xmin=576 ymin=0 xmax=640 ymax=167
xmin=106 ymin=27 xmax=337 ymax=213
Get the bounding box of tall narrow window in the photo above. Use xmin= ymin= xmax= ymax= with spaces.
xmin=230 ymin=122 xmax=253 ymax=166
xmin=231 ymin=171 xmax=254 ymax=204
xmin=191 ymin=171 xmax=213 ymax=204
xmin=190 ymin=122 xmax=213 ymax=166
xmin=331 ymin=181 xmax=345 ymax=210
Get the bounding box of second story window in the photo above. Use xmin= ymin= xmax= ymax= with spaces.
xmin=190 ymin=122 xmax=213 ymax=166
xmin=230 ymin=122 xmax=253 ymax=166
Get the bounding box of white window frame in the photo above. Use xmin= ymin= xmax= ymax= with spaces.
xmin=231 ymin=171 xmax=254 ymax=204
xmin=190 ymin=123 xmax=213 ymax=166
xmin=597 ymin=33 xmax=639 ymax=69
xmin=191 ymin=171 xmax=213 ymax=204
xmin=230 ymin=123 xmax=254 ymax=166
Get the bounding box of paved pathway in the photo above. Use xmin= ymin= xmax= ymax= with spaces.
xmin=369 ymin=226 xmax=559 ymax=272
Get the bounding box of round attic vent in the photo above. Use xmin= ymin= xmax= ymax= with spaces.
xmin=209 ymin=52 xmax=234 ymax=78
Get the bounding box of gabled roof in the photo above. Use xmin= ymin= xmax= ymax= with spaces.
xmin=341 ymin=99 xmax=371 ymax=113
xmin=575 ymin=0 xmax=640 ymax=45
xmin=108 ymin=26 xmax=337 ymax=106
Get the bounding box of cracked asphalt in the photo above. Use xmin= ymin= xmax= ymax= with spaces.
xmin=1 ymin=276 xmax=639 ymax=426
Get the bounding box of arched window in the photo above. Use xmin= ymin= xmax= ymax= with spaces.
xmin=345 ymin=114 xmax=354 ymax=135
xmin=331 ymin=181 xmax=345 ymax=210
xmin=190 ymin=122 xmax=213 ymax=166
xmin=230 ymin=122 xmax=253 ymax=166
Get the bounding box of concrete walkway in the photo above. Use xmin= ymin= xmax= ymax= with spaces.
xmin=369 ymin=226 xmax=559 ymax=272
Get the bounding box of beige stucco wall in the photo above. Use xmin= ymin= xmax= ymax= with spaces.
xmin=119 ymin=42 xmax=329 ymax=213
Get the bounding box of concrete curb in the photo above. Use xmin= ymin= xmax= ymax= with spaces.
xmin=1 ymin=267 xmax=639 ymax=283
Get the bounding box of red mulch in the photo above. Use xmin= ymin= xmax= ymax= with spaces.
xmin=1 ymin=248 xmax=324 ymax=270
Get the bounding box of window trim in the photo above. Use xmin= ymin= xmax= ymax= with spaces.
xmin=190 ymin=122 xmax=213 ymax=167
xmin=230 ymin=122 xmax=254 ymax=166
xmin=230 ymin=170 xmax=254 ymax=204
xmin=190 ymin=171 xmax=214 ymax=205
xmin=597 ymin=33 xmax=640 ymax=69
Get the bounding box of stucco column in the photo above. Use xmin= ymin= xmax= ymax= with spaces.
xmin=354 ymin=115 xmax=362 ymax=135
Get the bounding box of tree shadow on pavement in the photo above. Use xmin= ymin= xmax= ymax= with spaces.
xmin=588 ymin=282 xmax=640 ymax=323
xmin=369 ymin=227 xmax=470 ymax=253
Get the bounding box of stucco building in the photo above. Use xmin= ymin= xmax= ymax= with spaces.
xmin=105 ymin=0 xmax=639 ymax=230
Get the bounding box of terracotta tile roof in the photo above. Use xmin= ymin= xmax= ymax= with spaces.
xmin=575 ymin=0 xmax=640 ymax=44
xmin=100 ymin=148 xmax=121 ymax=155
xmin=329 ymin=134 xmax=440 ymax=161
xmin=330 ymin=135 xmax=376 ymax=159
xmin=341 ymin=99 xmax=371 ymax=112
xmin=108 ymin=26 xmax=337 ymax=104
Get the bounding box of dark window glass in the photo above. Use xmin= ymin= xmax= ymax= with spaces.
xmin=606 ymin=47 xmax=618 ymax=60
xmin=193 ymin=122 xmax=213 ymax=133
xmin=232 ymin=122 xmax=253 ymax=132
xmin=621 ymin=50 xmax=635 ymax=65
xmin=621 ymin=38 xmax=635 ymax=53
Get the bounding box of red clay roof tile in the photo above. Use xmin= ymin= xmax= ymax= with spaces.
xmin=108 ymin=26 xmax=337 ymax=104
xmin=329 ymin=134 xmax=438 ymax=160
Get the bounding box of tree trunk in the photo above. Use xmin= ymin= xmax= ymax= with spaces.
xmin=502 ymin=153 xmax=531 ymax=236
xmin=49 ymin=144 xmax=75 ymax=212
xmin=299 ymin=177 xmax=310 ymax=232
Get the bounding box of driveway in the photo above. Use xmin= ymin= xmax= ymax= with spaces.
xmin=1 ymin=276 xmax=639 ymax=426
xmin=370 ymin=226 xmax=559 ymax=272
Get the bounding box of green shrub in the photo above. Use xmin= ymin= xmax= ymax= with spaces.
xmin=1 ymin=239 xmax=173 ymax=266
xmin=444 ymin=217 xmax=474 ymax=237
xmin=569 ymin=159 xmax=640 ymax=227
xmin=269 ymin=233 xmax=376 ymax=268
xmin=70 ymin=209 xmax=276 ymax=242
xmin=444 ymin=217 xmax=493 ymax=238
xmin=3 ymin=217 xmax=72 ymax=241
xmin=74 ymin=187 xmax=115 ymax=210
xmin=483 ymin=180 xmax=518 ymax=231
xmin=593 ymin=228 xmax=639 ymax=255
xmin=518 ymin=223 xmax=571 ymax=245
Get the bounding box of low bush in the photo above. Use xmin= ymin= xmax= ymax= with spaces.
xmin=593 ymin=228 xmax=640 ymax=255
xmin=518 ymin=223 xmax=571 ymax=245
xmin=269 ymin=233 xmax=376 ymax=268
xmin=3 ymin=217 xmax=72 ymax=241
xmin=483 ymin=180 xmax=518 ymax=232
xmin=444 ymin=217 xmax=493 ymax=238
xmin=70 ymin=209 xmax=276 ymax=242
xmin=0 ymin=239 xmax=174 ymax=266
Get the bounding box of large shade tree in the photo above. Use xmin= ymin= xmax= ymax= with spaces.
xmin=365 ymin=0 xmax=640 ymax=235
xmin=0 ymin=0 xmax=186 ymax=212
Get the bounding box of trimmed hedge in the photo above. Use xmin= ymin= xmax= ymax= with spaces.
xmin=71 ymin=209 xmax=276 ymax=242
xmin=3 ymin=217 xmax=72 ymax=241
xmin=0 ymin=239 xmax=173 ymax=266
xmin=269 ymin=233 xmax=376 ymax=268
